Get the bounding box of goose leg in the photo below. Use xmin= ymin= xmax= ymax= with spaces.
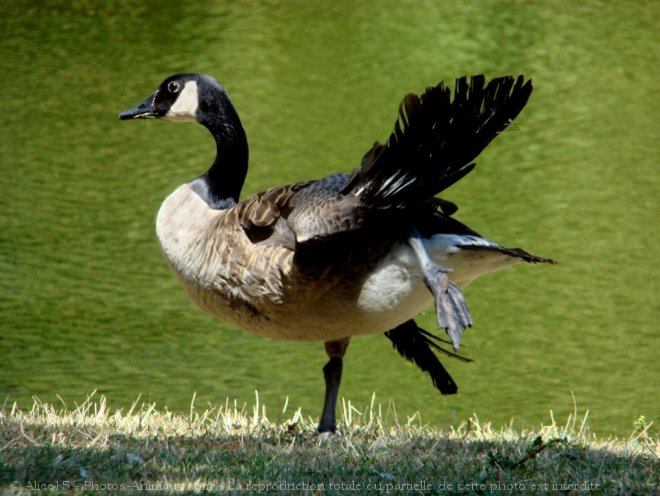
xmin=408 ymin=229 xmax=472 ymax=350
xmin=317 ymin=338 xmax=350 ymax=433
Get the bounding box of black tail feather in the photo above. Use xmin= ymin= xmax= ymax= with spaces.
xmin=415 ymin=326 xmax=473 ymax=362
xmin=343 ymin=75 xmax=532 ymax=209
xmin=385 ymin=319 xmax=472 ymax=395
xmin=459 ymin=244 xmax=557 ymax=264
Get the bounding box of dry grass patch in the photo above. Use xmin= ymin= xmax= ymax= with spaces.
xmin=1 ymin=393 xmax=657 ymax=495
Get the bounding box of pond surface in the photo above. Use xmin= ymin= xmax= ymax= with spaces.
xmin=1 ymin=0 xmax=658 ymax=436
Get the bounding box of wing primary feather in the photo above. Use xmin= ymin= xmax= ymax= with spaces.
xmin=385 ymin=319 xmax=474 ymax=395
xmin=342 ymin=75 xmax=533 ymax=210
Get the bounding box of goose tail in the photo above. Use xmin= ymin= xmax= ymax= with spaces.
xmin=342 ymin=75 xmax=533 ymax=209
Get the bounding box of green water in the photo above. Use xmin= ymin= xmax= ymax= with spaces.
xmin=1 ymin=1 xmax=658 ymax=437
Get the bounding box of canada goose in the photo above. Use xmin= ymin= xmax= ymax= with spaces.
xmin=120 ymin=73 xmax=554 ymax=433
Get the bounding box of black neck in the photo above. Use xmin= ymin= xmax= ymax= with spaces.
xmin=191 ymin=92 xmax=248 ymax=209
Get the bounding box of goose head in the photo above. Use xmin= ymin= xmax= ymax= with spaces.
xmin=119 ymin=73 xmax=230 ymax=124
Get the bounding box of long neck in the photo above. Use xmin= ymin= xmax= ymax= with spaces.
xmin=192 ymin=92 xmax=249 ymax=209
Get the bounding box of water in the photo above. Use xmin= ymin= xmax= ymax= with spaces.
xmin=1 ymin=0 xmax=658 ymax=437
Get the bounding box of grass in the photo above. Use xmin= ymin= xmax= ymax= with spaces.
xmin=0 ymin=393 xmax=657 ymax=495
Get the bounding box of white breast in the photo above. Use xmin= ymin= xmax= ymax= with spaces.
xmin=156 ymin=183 xmax=221 ymax=283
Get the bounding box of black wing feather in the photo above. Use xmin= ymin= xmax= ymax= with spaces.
xmin=385 ymin=319 xmax=472 ymax=396
xmin=342 ymin=75 xmax=532 ymax=209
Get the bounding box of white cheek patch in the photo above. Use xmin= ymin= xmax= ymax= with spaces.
xmin=165 ymin=81 xmax=199 ymax=122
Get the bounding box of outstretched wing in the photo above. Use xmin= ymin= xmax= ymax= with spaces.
xmin=237 ymin=75 xmax=532 ymax=257
xmin=342 ymin=75 xmax=532 ymax=209
xmin=285 ymin=75 xmax=533 ymax=246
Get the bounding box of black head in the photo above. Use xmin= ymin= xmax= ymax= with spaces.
xmin=119 ymin=73 xmax=225 ymax=122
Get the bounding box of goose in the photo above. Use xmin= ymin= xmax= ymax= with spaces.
xmin=119 ymin=73 xmax=554 ymax=433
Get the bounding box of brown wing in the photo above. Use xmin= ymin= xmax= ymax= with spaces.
xmin=237 ymin=173 xmax=368 ymax=249
xmin=237 ymin=76 xmax=533 ymax=252
xmin=285 ymin=173 xmax=364 ymax=244
xmin=282 ymin=141 xmax=401 ymax=246
xmin=235 ymin=180 xmax=313 ymax=248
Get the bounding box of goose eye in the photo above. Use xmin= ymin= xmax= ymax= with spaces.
xmin=167 ymin=81 xmax=180 ymax=93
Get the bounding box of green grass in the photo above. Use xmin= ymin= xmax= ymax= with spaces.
xmin=1 ymin=393 xmax=657 ymax=495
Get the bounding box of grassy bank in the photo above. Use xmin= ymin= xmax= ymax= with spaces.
xmin=1 ymin=394 xmax=657 ymax=495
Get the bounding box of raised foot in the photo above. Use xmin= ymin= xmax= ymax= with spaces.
xmin=407 ymin=229 xmax=473 ymax=350
xmin=422 ymin=265 xmax=472 ymax=350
